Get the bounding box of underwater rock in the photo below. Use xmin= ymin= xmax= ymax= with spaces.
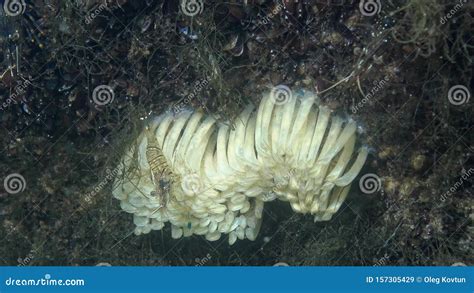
xmin=112 ymin=88 xmax=368 ymax=244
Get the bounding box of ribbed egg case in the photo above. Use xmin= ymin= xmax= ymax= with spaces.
xmin=112 ymin=89 xmax=368 ymax=244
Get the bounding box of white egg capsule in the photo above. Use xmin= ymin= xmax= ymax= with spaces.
xmin=113 ymin=88 xmax=368 ymax=244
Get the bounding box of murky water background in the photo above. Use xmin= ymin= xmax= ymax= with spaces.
xmin=0 ymin=0 xmax=472 ymax=266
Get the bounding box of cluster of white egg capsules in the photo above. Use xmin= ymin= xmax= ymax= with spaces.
xmin=112 ymin=87 xmax=368 ymax=245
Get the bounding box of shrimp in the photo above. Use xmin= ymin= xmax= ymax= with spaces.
xmin=144 ymin=125 xmax=175 ymax=210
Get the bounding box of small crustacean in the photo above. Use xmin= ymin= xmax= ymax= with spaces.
xmin=144 ymin=125 xmax=174 ymax=210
